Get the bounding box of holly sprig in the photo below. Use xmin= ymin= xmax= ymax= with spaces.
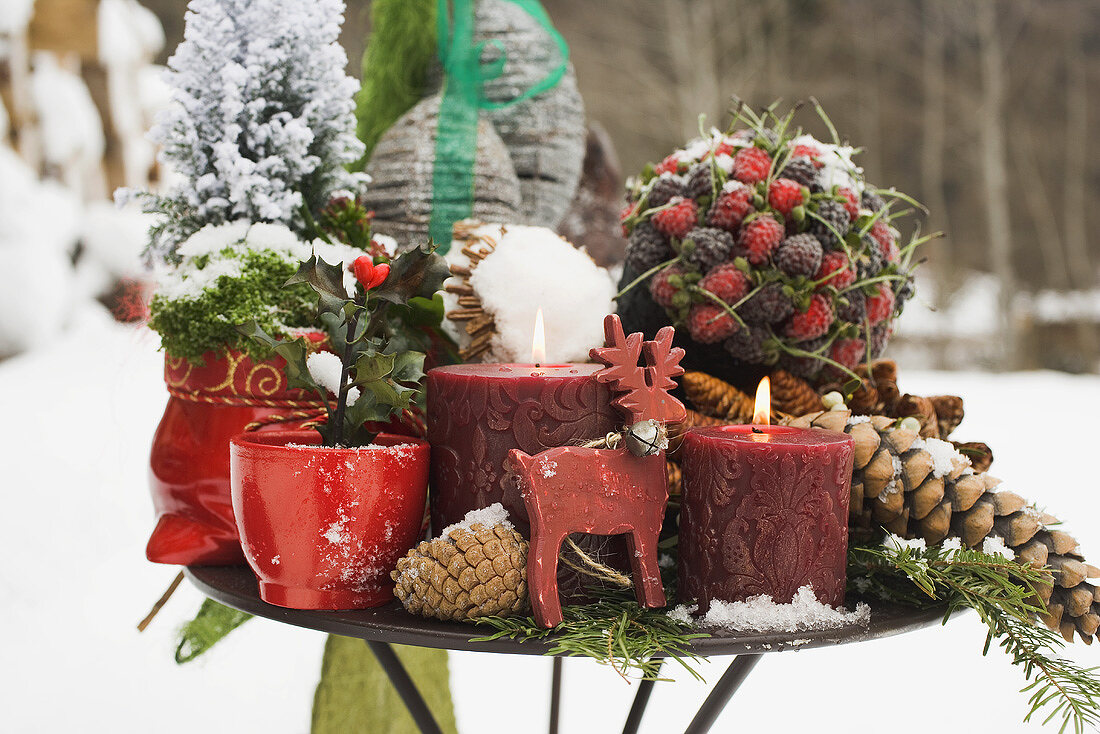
xmin=239 ymin=242 xmax=449 ymax=447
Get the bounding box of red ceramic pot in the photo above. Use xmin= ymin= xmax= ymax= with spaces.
xmin=229 ymin=431 xmax=429 ymax=610
xmin=147 ymin=348 xmax=325 ymax=566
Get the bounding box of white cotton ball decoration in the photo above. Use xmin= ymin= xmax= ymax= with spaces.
xmin=443 ymin=222 xmax=616 ymax=364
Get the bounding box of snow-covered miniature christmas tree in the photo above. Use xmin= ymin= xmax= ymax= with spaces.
xmin=135 ymin=0 xmax=364 ymax=262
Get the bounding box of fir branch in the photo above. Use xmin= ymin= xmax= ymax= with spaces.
xmin=850 ymin=541 xmax=1100 ymax=733
xmin=472 ymin=586 xmax=708 ymax=682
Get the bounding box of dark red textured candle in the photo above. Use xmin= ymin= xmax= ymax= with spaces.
xmin=426 ymin=364 xmax=617 ymax=535
xmin=678 ymin=424 xmax=854 ymax=612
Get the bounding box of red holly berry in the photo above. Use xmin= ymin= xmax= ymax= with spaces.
xmin=837 ymin=187 xmax=860 ymax=220
xmin=865 ymin=282 xmax=896 ymax=325
xmin=738 ymin=215 xmax=784 ymax=265
xmin=351 ymin=256 xmax=390 ymax=290
xmin=649 ymin=265 xmax=684 ymax=308
xmin=699 ymin=263 xmax=751 ymax=305
xmin=732 ymin=146 xmax=772 ymax=184
xmin=830 ymin=337 xmax=866 ymax=370
xmin=706 ymin=183 xmax=753 ymax=232
xmin=655 ymin=154 xmax=680 ymax=175
xmin=652 ymin=197 xmax=699 ymax=239
xmin=869 ymin=219 xmax=899 ymax=263
xmin=784 ymin=294 xmax=834 ymax=341
xmin=815 ymin=251 xmax=856 ymax=289
xmin=688 ymin=303 xmax=739 ymax=344
xmin=767 ymin=178 xmax=806 ymax=216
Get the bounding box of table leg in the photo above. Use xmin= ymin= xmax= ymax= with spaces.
xmin=548 ymin=657 xmax=563 ymax=734
xmin=365 ymin=641 xmax=445 ymax=734
xmin=681 ymin=654 xmax=762 ymax=734
xmin=621 ymin=660 xmax=662 ymax=734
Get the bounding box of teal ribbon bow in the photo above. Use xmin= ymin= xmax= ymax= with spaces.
xmin=429 ymin=0 xmax=570 ymax=252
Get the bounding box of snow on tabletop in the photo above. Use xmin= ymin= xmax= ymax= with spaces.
xmin=440 ymin=503 xmax=513 ymax=540
xmin=668 ymin=586 xmax=870 ymax=634
xmin=445 ymin=223 xmax=616 ymax=363
xmin=910 ymin=436 xmax=968 ymax=478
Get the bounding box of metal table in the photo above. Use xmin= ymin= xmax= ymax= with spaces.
xmin=186 ymin=566 xmax=948 ymax=734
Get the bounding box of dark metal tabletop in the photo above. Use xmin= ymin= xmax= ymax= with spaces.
xmin=186 ymin=565 xmax=949 ymax=657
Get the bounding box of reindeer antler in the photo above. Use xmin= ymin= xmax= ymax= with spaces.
xmin=591 ymin=315 xmax=686 ymax=424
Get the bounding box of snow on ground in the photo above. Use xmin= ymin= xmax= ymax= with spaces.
xmin=1 ymin=314 xmax=1097 ymax=733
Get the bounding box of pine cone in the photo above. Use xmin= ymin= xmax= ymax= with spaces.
xmin=930 ymin=395 xmax=965 ymax=438
xmin=893 ymin=394 xmax=940 ymax=438
xmin=392 ymin=523 xmax=528 ymax=621
xmin=770 ymin=368 xmax=824 ymax=416
xmin=681 ymin=371 xmax=755 ymax=423
xmin=787 ymin=409 xmax=1099 ymax=643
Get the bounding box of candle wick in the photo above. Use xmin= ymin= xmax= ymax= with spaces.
xmin=751 ymin=426 xmax=763 ymax=434
xmin=535 ymin=363 xmax=541 ymax=369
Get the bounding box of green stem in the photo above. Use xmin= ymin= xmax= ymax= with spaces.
xmin=614 ymin=257 xmax=681 ymax=300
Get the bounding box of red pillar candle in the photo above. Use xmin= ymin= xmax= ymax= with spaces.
xmin=426 ymin=364 xmax=618 ymax=534
xmin=678 ymin=424 xmax=854 ymax=612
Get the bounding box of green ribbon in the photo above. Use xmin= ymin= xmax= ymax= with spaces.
xmin=429 ymin=0 xmax=570 ymax=251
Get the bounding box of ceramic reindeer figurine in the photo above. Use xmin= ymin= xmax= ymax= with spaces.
xmin=507 ymin=315 xmax=686 ymax=628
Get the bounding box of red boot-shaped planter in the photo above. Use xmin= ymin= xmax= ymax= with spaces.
xmin=230 ymin=431 xmax=429 ymax=610
xmin=148 ymin=348 xmax=325 ymax=565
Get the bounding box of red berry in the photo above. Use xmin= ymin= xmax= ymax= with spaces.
xmin=767 ymin=178 xmax=806 ymax=216
xmin=784 ymin=294 xmax=834 ymax=341
xmin=738 ymin=215 xmax=784 ymax=265
xmin=652 ymin=197 xmax=699 ymax=239
xmin=869 ymin=220 xmax=899 ymax=264
xmin=837 ymin=187 xmax=859 ymax=220
xmin=619 ymin=204 xmax=635 ymax=236
xmin=688 ymin=303 xmax=738 ymax=344
xmin=699 ymin=263 xmax=751 ymax=305
xmin=704 ymin=141 xmax=735 ymax=159
xmin=649 ymin=265 xmax=684 ymax=308
xmin=830 ymin=338 xmax=866 ymax=369
xmin=791 ymin=143 xmax=823 ymax=164
xmin=352 ymin=256 xmax=375 ymax=286
xmin=655 ymin=154 xmax=680 ymax=175
xmin=815 ymin=251 xmax=856 ymax=289
xmin=865 ymin=282 xmax=896 ymax=325
xmin=706 ymin=183 xmax=753 ymax=232
xmin=732 ymin=146 xmax=772 ymax=184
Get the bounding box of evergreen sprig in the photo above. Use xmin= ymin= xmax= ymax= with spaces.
xmin=472 ymin=585 xmax=708 ymax=682
xmin=850 ymin=542 xmax=1100 ymax=734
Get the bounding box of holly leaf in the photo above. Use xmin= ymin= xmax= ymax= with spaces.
xmin=352 ymin=351 xmax=395 ymax=385
xmin=238 ymin=320 xmax=327 ymax=400
xmin=371 ymin=242 xmax=450 ymax=306
xmin=391 ymin=351 xmax=426 ymax=385
xmin=285 ymin=254 xmax=350 ymax=315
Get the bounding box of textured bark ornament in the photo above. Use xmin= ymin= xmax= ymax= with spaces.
xmin=787 ymin=409 xmax=1100 ymax=643
xmin=362 ymin=94 xmax=521 ymax=248
xmin=473 ymin=0 xmax=586 ymax=228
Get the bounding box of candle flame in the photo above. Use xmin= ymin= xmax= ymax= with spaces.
xmin=753 ymin=377 xmax=771 ymax=426
xmin=531 ymin=308 xmax=546 ymax=365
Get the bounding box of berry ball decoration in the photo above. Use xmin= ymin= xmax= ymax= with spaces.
xmin=618 ymin=103 xmax=925 ymax=388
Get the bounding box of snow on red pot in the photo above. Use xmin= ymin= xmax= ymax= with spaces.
xmin=229 ymin=430 xmax=429 ymax=610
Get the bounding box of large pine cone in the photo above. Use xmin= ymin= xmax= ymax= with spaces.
xmin=392 ymin=523 xmax=529 ymax=621
xmin=788 ymin=409 xmax=1100 ymax=643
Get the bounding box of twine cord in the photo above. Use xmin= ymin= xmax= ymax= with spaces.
xmin=559 ymin=537 xmax=633 ymax=589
